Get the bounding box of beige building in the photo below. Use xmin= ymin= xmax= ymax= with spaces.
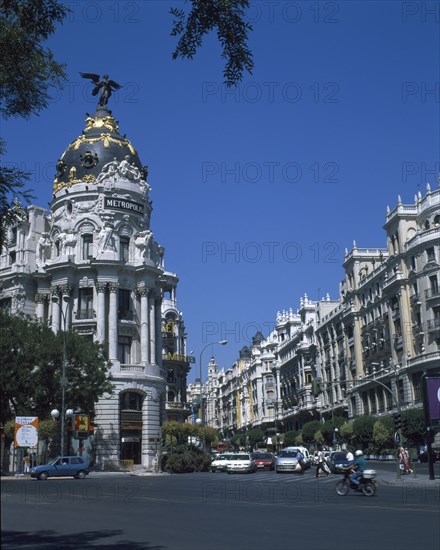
xmin=197 ymin=185 xmax=440 ymax=443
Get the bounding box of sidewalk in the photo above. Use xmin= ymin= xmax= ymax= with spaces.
xmin=375 ymin=468 xmax=440 ymax=488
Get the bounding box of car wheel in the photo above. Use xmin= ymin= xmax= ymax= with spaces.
xmin=38 ymin=471 xmax=49 ymax=481
xmin=76 ymin=470 xmax=87 ymax=479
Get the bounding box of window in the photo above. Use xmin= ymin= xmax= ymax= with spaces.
xmin=9 ymin=252 xmax=16 ymax=265
xmin=118 ymin=336 xmax=131 ymax=363
xmin=412 ymin=372 xmax=423 ymax=402
xmin=118 ymin=289 xmax=132 ymax=320
xmin=78 ymin=288 xmax=93 ymax=318
xmin=120 ymin=237 xmax=129 ymax=262
xmin=427 ymin=247 xmax=435 ymax=262
xmin=82 ymin=234 xmax=93 ymax=259
xmin=168 ymin=391 xmax=175 ymax=402
xmin=121 ymin=391 xmax=143 ymax=411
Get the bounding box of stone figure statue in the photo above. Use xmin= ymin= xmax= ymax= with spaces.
xmin=97 ymin=223 xmax=115 ymax=256
xmin=36 ymin=232 xmax=51 ymax=267
xmin=134 ymin=230 xmax=153 ymax=260
xmin=80 ymin=73 xmax=122 ymax=107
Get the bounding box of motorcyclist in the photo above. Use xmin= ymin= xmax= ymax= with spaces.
xmin=350 ymin=450 xmax=366 ymax=488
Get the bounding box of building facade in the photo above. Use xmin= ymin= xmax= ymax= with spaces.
xmin=197 ymin=186 xmax=440 ymax=444
xmin=0 ymin=103 xmax=189 ymax=469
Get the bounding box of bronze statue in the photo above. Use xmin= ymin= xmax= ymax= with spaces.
xmin=80 ymin=73 xmax=122 ymax=107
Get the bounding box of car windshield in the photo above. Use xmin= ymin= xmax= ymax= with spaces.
xmin=333 ymin=453 xmax=348 ymax=461
xmin=232 ymin=454 xmax=250 ymax=460
xmin=253 ymin=453 xmax=272 ymax=459
xmin=215 ymin=455 xmax=229 ymax=460
xmin=278 ymin=451 xmax=298 ymax=458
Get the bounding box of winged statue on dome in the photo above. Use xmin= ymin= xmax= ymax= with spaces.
xmin=80 ymin=73 xmax=122 ymax=107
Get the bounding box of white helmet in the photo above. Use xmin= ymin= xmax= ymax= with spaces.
xmin=355 ymin=450 xmax=363 ymax=457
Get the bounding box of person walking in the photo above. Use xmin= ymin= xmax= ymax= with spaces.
xmin=315 ymin=449 xmax=329 ymax=477
xmin=23 ymin=454 xmax=30 ymax=474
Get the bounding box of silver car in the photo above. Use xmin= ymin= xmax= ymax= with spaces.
xmin=275 ymin=449 xmax=302 ymax=473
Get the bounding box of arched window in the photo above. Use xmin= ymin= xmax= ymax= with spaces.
xmin=120 ymin=391 xmax=143 ymax=411
xmin=82 ymin=234 xmax=94 ymax=259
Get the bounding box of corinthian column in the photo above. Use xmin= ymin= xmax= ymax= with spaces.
xmin=137 ymin=286 xmax=150 ymax=364
xmin=149 ymin=292 xmax=156 ymax=364
xmin=108 ymin=282 xmax=119 ymax=361
xmin=96 ymin=282 xmax=107 ymax=343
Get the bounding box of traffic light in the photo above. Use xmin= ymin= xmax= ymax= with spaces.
xmin=312 ymin=378 xmax=323 ymax=397
xmin=401 ymin=417 xmax=409 ymax=433
xmin=393 ymin=413 xmax=401 ymax=431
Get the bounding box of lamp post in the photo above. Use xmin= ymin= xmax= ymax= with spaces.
xmin=198 ymin=340 xmax=228 ymax=427
xmin=51 ymin=293 xmax=70 ymax=456
xmin=51 ymin=408 xmax=74 ymax=455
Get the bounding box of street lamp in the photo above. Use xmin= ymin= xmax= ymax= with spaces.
xmin=198 ymin=340 xmax=228 ymax=427
xmin=51 ymin=293 xmax=70 ymax=456
xmin=51 ymin=408 xmax=74 ymax=455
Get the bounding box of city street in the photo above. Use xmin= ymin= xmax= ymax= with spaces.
xmin=2 ymin=463 xmax=439 ymax=550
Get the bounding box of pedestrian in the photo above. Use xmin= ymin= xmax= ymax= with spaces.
xmin=315 ymin=448 xmax=329 ymax=477
xmin=403 ymin=448 xmax=413 ymax=474
xmin=23 ymin=454 xmax=30 ymax=474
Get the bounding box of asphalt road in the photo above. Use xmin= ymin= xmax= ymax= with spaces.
xmin=2 ymin=465 xmax=439 ymax=550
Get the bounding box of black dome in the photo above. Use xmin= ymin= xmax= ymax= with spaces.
xmin=53 ymin=106 xmax=144 ymax=193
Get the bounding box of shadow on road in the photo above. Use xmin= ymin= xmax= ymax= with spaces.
xmin=2 ymin=529 xmax=166 ymax=550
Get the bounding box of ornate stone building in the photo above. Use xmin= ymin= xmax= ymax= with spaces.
xmin=197 ymin=186 xmax=440 ymax=444
xmin=0 ymin=102 xmax=188 ymax=469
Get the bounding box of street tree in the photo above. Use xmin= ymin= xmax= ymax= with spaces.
xmin=339 ymin=421 xmax=355 ymax=446
xmin=352 ymin=416 xmax=376 ymax=449
xmin=401 ymin=409 xmax=425 ymax=448
xmin=301 ymin=420 xmax=322 ymax=445
xmin=321 ymin=416 xmax=346 ymax=446
xmin=247 ymin=428 xmax=264 ymax=449
xmin=0 ymin=311 xmax=113 ymax=423
xmin=373 ymin=418 xmax=394 ymax=451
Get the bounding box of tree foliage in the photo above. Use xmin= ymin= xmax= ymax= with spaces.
xmin=352 ymin=416 xmax=376 ymax=449
xmin=373 ymin=419 xmax=394 ymax=450
xmin=320 ymin=416 xmax=346 ymax=445
xmin=0 ymin=0 xmax=68 ymax=250
xmin=0 ymin=0 xmax=67 ymax=119
xmin=247 ymin=428 xmax=264 ymax=449
xmin=301 ymin=420 xmax=322 ymax=444
xmin=402 ymin=409 xmax=425 ymax=447
xmin=170 ymin=0 xmax=253 ymax=86
xmin=0 ymin=311 xmax=113 ymax=422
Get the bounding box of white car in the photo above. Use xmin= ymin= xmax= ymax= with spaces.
xmin=211 ymin=453 xmax=234 ymax=472
xmin=226 ymin=453 xmax=257 ymax=474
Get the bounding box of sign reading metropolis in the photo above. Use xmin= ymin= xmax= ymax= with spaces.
xmin=104 ymin=197 xmax=144 ymax=215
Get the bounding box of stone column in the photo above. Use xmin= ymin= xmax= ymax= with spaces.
xmin=96 ymin=282 xmax=107 ymax=343
xmin=35 ymin=294 xmax=46 ymax=321
xmin=137 ymin=287 xmax=150 ymax=364
xmin=142 ymin=386 xmax=161 ymax=468
xmin=154 ymin=296 xmax=162 ymax=366
xmin=51 ymin=288 xmax=60 ymax=333
xmin=149 ymin=292 xmax=156 ymax=364
xmin=108 ymin=282 xmax=119 ymax=361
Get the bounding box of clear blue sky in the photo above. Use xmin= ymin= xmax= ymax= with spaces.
xmin=3 ymin=1 xmax=439 ymax=381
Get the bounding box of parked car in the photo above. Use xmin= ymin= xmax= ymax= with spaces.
xmin=30 ymin=456 xmax=90 ymax=480
xmin=330 ymin=451 xmax=352 ymax=474
xmin=226 ymin=453 xmax=257 ymax=474
xmin=211 ymin=453 xmax=234 ymax=472
xmin=418 ymin=449 xmax=440 ymax=463
xmin=251 ymin=452 xmax=275 ymax=470
xmin=275 ymin=449 xmax=304 ymax=473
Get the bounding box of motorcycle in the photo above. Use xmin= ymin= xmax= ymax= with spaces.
xmin=335 ymin=468 xmax=377 ymax=497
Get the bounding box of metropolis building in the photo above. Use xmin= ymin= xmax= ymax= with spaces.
xmin=0 ymin=99 xmax=190 ymax=469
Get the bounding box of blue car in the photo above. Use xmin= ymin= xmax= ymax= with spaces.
xmin=30 ymin=456 xmax=90 ymax=480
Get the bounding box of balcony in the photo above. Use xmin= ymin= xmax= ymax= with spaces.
xmin=118 ymin=310 xmax=134 ymax=321
xmin=393 ymin=335 xmax=403 ymax=350
xmin=425 ymin=288 xmax=440 ymax=301
xmin=75 ymin=309 xmax=95 ymax=320
xmin=427 ymin=319 xmax=440 ymax=333
xmin=165 ymin=401 xmax=191 ymax=412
